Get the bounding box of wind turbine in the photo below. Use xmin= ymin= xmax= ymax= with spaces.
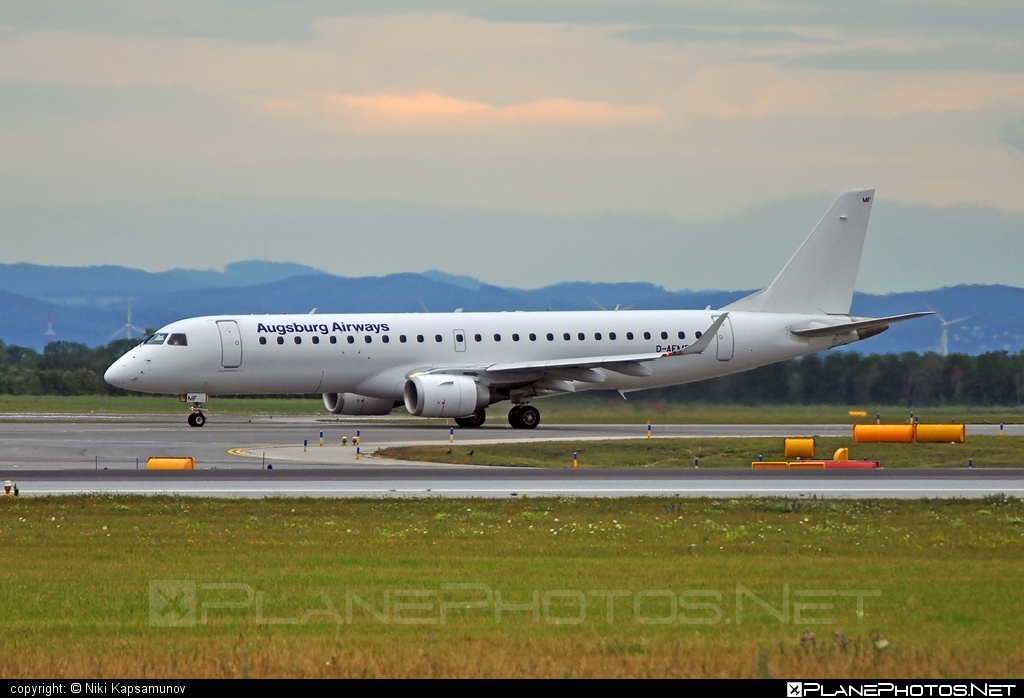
xmin=108 ymin=304 xmax=146 ymax=342
xmin=930 ymin=309 xmax=970 ymax=357
xmin=586 ymin=296 xmax=635 ymax=311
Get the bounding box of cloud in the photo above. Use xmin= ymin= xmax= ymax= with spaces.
xmin=268 ymin=91 xmax=669 ymax=130
xmin=613 ymin=25 xmax=833 ymax=46
xmin=779 ymin=43 xmax=1024 ymax=74
xmin=1003 ymin=117 xmax=1024 ymax=153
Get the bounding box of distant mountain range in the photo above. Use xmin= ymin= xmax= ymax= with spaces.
xmin=0 ymin=260 xmax=1019 ymax=355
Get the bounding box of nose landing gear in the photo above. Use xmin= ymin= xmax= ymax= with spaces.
xmin=181 ymin=393 xmax=208 ymax=427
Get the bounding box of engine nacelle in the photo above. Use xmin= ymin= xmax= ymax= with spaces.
xmin=322 ymin=392 xmax=397 ymax=416
xmin=403 ymin=375 xmax=489 ymax=418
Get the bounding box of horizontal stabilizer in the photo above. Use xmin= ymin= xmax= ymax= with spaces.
xmin=790 ymin=312 xmax=934 ymax=338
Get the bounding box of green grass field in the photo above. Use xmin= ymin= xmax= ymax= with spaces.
xmin=1 ymin=496 xmax=1022 ymax=678
xmin=0 ymin=394 xmax=1021 ymax=424
xmin=379 ymin=435 xmax=1023 ymax=469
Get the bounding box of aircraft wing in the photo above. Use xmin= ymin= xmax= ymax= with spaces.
xmin=790 ymin=311 xmax=934 ymax=338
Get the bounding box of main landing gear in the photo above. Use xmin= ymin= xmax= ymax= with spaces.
xmin=508 ymin=405 xmax=540 ymax=430
xmin=455 ymin=410 xmax=487 ymax=428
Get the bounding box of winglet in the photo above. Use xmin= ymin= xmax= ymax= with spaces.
xmin=672 ymin=313 xmax=729 ymax=356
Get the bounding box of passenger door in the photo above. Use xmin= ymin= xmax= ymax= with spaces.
xmin=217 ymin=320 xmax=243 ymax=368
xmin=715 ymin=315 xmax=734 ymax=361
xmin=454 ymin=329 xmax=467 ymax=353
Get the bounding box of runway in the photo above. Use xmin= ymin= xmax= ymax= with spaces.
xmin=1 ymin=415 xmax=1022 ymax=499
xmin=10 ymin=465 xmax=1024 ymax=499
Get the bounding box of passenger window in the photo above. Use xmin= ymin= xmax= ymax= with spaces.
xmin=365 ymin=335 xmax=372 ymax=343
xmin=563 ymin=333 xmax=571 ymax=341
xmin=277 ymin=337 xmax=284 ymax=345
xmin=455 ymin=334 xmax=464 ymax=343
xmin=312 ymin=336 xmax=320 ymax=344
xmin=145 ymin=333 xmax=167 ymax=345
xmin=577 ymin=332 xmax=585 ymax=341
xmin=626 ymin=332 xmax=634 ymax=340
xmin=417 ymin=335 xmax=424 ymax=343
xmin=294 ymin=336 xmax=302 ymax=344
xmin=382 ymin=335 xmax=390 ymax=343
xmin=529 ymin=333 xmax=537 ymax=341
xmin=259 ymin=336 xmax=267 ymax=345
xmin=435 ymin=334 xmax=443 ymax=342
xmin=475 ymin=334 xmax=482 ymax=342
xmin=644 ymin=332 xmax=651 ymax=340
xmin=330 ymin=336 xmax=337 ymax=344
xmin=167 ymin=334 xmax=188 ymax=346
xmin=400 ymin=335 xmax=407 ymax=343
xmin=594 ymin=333 xmax=602 ymax=340
xmin=494 ymin=334 xmax=501 ymax=342
xmin=547 ymin=333 xmax=554 ymax=341
xmin=609 ymin=332 xmax=616 ymax=340
xmin=512 ymin=333 xmax=520 ymax=341
xmin=661 ymin=331 xmax=668 ymax=340
xmin=678 ymin=331 xmax=685 ymax=339
xmin=347 ymin=336 xmax=355 ymax=344
xmin=695 ymin=331 xmax=702 ymax=339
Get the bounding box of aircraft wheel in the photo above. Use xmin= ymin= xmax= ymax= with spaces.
xmin=518 ymin=406 xmax=540 ymax=430
xmin=455 ymin=410 xmax=486 ymax=428
xmin=189 ymin=412 xmax=206 ymax=427
xmin=507 ymin=406 xmax=523 ymax=429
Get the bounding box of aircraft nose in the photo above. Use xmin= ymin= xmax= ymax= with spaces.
xmin=104 ymin=359 xmax=136 ymax=389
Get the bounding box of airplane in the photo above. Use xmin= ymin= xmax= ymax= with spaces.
xmin=104 ymin=189 xmax=931 ymax=429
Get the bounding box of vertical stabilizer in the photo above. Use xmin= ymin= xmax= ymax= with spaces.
xmin=724 ymin=189 xmax=874 ymax=315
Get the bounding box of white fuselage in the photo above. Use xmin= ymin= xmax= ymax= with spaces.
xmin=103 ymin=309 xmax=852 ymax=402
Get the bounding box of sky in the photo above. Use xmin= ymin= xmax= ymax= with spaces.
xmin=0 ymin=1 xmax=1022 ymax=291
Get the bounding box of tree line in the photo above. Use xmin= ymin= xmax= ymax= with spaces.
xmin=3 ymin=338 xmax=1024 ymax=406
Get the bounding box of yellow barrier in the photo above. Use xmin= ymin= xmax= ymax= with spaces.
xmin=853 ymin=424 xmax=915 ymax=443
xmin=848 ymin=410 xmax=868 ymax=417
xmin=833 ymin=447 xmax=850 ymax=461
xmin=147 ymin=457 xmax=195 ymax=470
xmin=915 ymin=424 xmax=966 ymax=443
xmin=752 ymin=462 xmax=790 ymax=469
xmin=783 ymin=438 xmax=815 ymax=459
xmin=788 ymin=461 xmax=826 ymax=469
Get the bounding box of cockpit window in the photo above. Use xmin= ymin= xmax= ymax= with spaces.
xmin=166 ymin=334 xmax=188 ymax=346
xmin=145 ymin=333 xmax=168 ymax=345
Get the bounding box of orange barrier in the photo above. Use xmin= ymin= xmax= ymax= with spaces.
xmin=915 ymin=424 xmax=966 ymax=443
xmin=147 ymin=457 xmax=195 ymax=470
xmin=853 ymin=424 xmax=915 ymax=443
xmin=753 ymin=460 xmax=881 ymax=470
xmin=783 ymin=438 xmax=815 ymax=459
xmin=825 ymin=461 xmax=880 ymax=469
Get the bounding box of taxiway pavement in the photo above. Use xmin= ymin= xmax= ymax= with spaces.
xmin=1 ymin=415 xmax=1021 ymax=498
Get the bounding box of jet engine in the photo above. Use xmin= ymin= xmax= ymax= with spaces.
xmin=322 ymin=392 xmax=397 ymax=416
xmin=403 ymin=375 xmax=490 ymax=418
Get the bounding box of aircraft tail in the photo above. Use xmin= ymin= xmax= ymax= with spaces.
xmin=723 ymin=189 xmax=874 ymax=315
